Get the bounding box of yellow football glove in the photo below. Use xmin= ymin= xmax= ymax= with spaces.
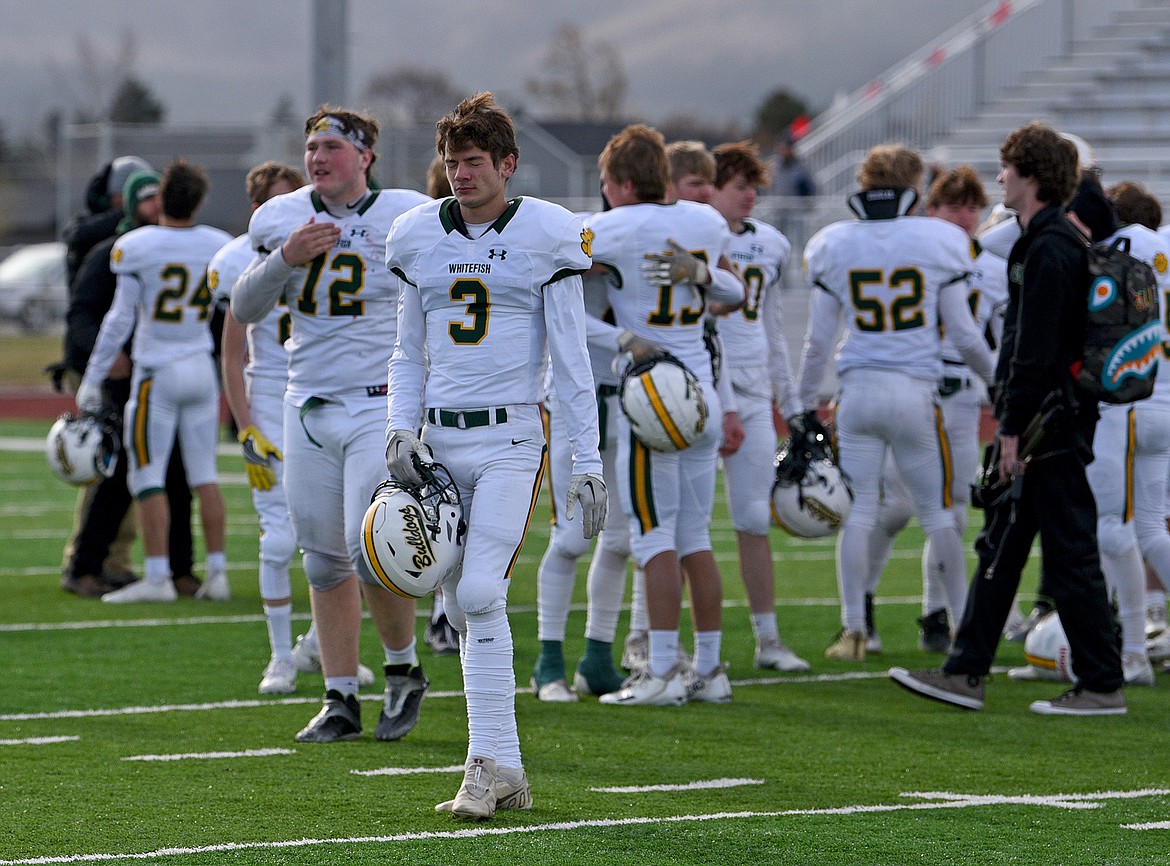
xmin=238 ymin=424 xmax=283 ymax=491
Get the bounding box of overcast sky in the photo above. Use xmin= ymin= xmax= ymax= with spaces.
xmin=1 ymin=0 xmax=991 ymax=134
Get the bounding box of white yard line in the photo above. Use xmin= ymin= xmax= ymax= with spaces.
xmin=0 ymin=736 xmax=79 ymax=746
xmin=351 ymin=764 xmax=466 ymax=777
xmin=1 ymin=789 xmax=1166 ymax=864
xmin=591 ymin=778 xmax=765 ymax=793
xmin=122 ymin=748 xmax=295 ymax=762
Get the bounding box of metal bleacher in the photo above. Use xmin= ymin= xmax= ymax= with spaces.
xmin=779 ymin=0 xmax=1170 ymax=267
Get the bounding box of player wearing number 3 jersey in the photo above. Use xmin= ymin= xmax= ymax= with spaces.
xmin=796 ymin=145 xmax=994 ymax=661
xmin=387 ymin=93 xmax=603 ymax=821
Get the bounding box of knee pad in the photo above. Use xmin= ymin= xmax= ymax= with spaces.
xmin=258 ymin=519 xmax=296 ymax=568
xmin=454 ymin=573 xmax=506 ymax=618
xmin=1097 ymin=516 xmax=1137 ymax=559
xmin=548 ymin=519 xmax=592 ymax=561
xmin=731 ymin=501 xmax=772 ymax=537
xmin=599 ymin=521 xmax=630 ymax=558
xmin=302 ymin=550 xmax=353 ymax=592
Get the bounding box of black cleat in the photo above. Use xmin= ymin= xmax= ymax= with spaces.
xmin=294 ymin=689 xmax=362 ymax=743
xmin=375 ymin=664 xmax=429 ymax=741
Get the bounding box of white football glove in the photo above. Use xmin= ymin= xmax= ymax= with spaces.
xmin=617 ymin=330 xmax=665 ymax=364
xmin=641 ymin=239 xmax=711 ymax=287
xmin=566 ymin=472 xmax=608 ymax=540
xmin=386 ymin=429 xmax=431 ymax=485
xmin=75 ymin=380 xmax=104 ymax=415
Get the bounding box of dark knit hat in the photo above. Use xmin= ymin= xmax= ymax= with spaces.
xmin=117 ymin=170 xmax=161 ymax=233
xmin=1067 ymin=173 xmax=1119 ymax=242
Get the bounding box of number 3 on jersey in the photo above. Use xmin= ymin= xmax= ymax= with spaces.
xmin=449 ymin=278 xmax=489 ymax=344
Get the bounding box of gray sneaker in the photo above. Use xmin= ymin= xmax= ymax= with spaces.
xmin=447 ymin=756 xmax=497 ymax=820
xmin=1029 ymin=687 xmax=1127 ymax=716
xmin=294 ymin=690 xmax=362 ymax=742
xmin=435 ymin=764 xmax=532 ymax=813
xmin=375 ymin=664 xmax=429 ymax=741
xmin=889 ymin=666 xmax=984 ymax=710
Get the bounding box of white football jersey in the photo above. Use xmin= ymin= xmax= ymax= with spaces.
xmin=387 ymin=195 xmax=592 ymax=410
xmin=586 ymin=200 xmax=733 ymax=387
xmin=246 ymin=185 xmax=429 ymax=405
xmin=1100 ymin=223 xmax=1170 ymax=411
xmin=941 ymin=240 xmax=1009 ymax=366
xmin=716 ymin=217 xmax=799 ymax=413
xmin=96 ymin=224 xmax=232 ymax=374
xmin=803 ymin=214 xmax=972 ymax=381
xmin=209 ymin=233 xmax=289 ymax=394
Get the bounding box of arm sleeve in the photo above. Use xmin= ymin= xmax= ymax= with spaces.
xmin=544 ymin=274 xmax=603 ymax=475
xmin=386 ymin=280 xmax=428 ymax=434
xmin=715 ymin=353 xmax=737 ymax=415
xmin=80 ymin=274 xmax=139 ymax=387
xmin=762 ymin=280 xmax=802 ymax=418
xmin=796 ymin=286 xmax=842 ymax=412
xmin=939 ymin=280 xmax=995 ymax=385
xmin=706 ymin=259 xmax=745 ymax=305
xmin=231 ymin=250 xmax=293 ymax=324
xmin=585 ymin=312 xmax=624 ymax=352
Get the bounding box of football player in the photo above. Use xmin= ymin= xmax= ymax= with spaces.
xmin=231 ymin=106 xmax=431 ymax=743
xmin=863 ymin=166 xmax=1007 ymax=653
xmin=1083 ymin=179 xmax=1170 ymax=685
xmin=385 ymin=92 xmax=605 ymax=820
xmin=706 ymin=140 xmax=810 ymax=672
xmin=796 ymin=145 xmax=994 ymax=661
xmin=586 ymin=124 xmax=745 ymax=707
xmin=76 ymin=160 xmax=232 ymax=605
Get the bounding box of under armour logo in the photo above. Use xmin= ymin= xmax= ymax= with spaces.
xmin=488 ymin=248 xmax=507 ymax=260
xmin=350 ymin=228 xmax=368 ymax=238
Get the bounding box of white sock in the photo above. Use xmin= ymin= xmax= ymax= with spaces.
xmin=206 ymin=551 xmax=226 ymax=575
xmin=144 ymin=556 xmax=170 ymax=586
xmin=463 ymin=608 xmax=516 ymax=764
xmin=535 ymin=546 xmax=576 ymax=642
xmin=648 ymin=629 xmax=680 ymax=678
xmin=693 ymin=630 xmax=722 ymax=677
xmin=629 ymin=568 xmax=650 ymax=634
xmin=584 ymin=545 xmax=628 ymax=643
xmin=751 ymin=612 xmax=778 ymax=643
xmin=384 ymin=638 xmax=419 ymax=667
xmin=265 ymin=602 xmax=293 ymax=658
xmin=324 ymin=676 xmax=358 ymax=697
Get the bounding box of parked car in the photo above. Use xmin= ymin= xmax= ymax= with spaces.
xmin=0 ymin=242 xmax=69 ymax=333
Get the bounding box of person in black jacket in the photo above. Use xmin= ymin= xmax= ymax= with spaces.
xmin=891 ymin=121 xmax=1125 ymax=716
xmin=60 ymin=171 xmax=199 ymax=598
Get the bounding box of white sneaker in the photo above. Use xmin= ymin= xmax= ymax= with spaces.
xmin=755 ymin=637 xmax=811 ymax=672
xmin=1147 ymin=629 xmax=1170 ymax=663
xmin=258 ymin=656 xmax=298 ymax=694
xmin=621 ymin=630 xmax=648 ymax=673
xmin=289 ymin=633 xmax=375 ymax=686
xmin=598 ymin=666 xmax=688 ymax=706
xmin=195 ymin=570 xmax=231 ymax=601
xmin=446 ymin=756 xmax=497 ymax=820
xmin=436 ymin=763 xmax=531 ymax=814
xmin=532 ymin=677 xmax=577 ymax=703
xmin=102 ymin=579 xmax=177 ymax=604
xmin=1007 ymin=663 xmax=1064 ymax=682
xmin=686 ymin=664 xmax=732 ymax=704
xmin=865 ymin=630 xmax=883 ymax=654
xmin=1122 ymin=651 xmax=1155 ymax=686
xmin=1146 ymin=604 xmax=1168 ymax=639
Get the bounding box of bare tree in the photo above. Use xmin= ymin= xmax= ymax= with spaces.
xmin=526 ymin=23 xmax=628 ymax=122
xmin=365 ymin=67 xmax=465 ymax=127
xmin=47 ymin=30 xmax=139 ymax=124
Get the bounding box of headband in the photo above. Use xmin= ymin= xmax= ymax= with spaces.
xmin=307 ymin=116 xmax=368 ymax=151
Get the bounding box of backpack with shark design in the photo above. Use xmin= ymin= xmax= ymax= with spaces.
xmin=1074 ymin=235 xmax=1161 ymax=403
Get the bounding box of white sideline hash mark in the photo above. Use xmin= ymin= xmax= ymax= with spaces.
xmin=2 ymin=788 xmax=1166 ymax=864
xmin=352 ymin=764 xmax=465 ymax=777
xmin=591 ymin=778 xmax=765 ymax=793
xmin=122 ymin=748 xmax=296 ymax=762
xmin=0 ymin=736 xmax=79 ymax=746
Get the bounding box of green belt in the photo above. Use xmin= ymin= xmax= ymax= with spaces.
xmin=427 ymin=407 xmax=508 ymax=429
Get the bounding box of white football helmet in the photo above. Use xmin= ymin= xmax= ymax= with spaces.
xmin=45 ymin=412 xmax=119 ymax=486
xmin=360 ymin=461 xmax=466 ymax=599
xmin=619 ymin=353 xmax=708 ymax=452
xmin=1023 ymin=611 xmax=1074 ymax=682
xmin=770 ymin=437 xmax=853 ymax=538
